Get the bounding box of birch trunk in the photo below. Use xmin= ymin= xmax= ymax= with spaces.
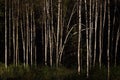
xmin=84 ymin=0 xmax=89 ymax=77
xmin=49 ymin=0 xmax=54 ymax=67
xmin=77 ymin=0 xmax=82 ymax=74
xmin=59 ymin=0 xmax=63 ymax=66
xmin=33 ymin=11 xmax=37 ymax=66
xmin=44 ymin=0 xmax=48 ymax=66
xmin=5 ymin=0 xmax=7 ymax=68
xmin=56 ymin=0 xmax=61 ymax=67
xmin=20 ymin=18 xmax=26 ymax=67
xmin=26 ymin=3 xmax=29 ymax=66
xmin=89 ymin=0 xmax=92 ymax=69
xmin=93 ymin=0 xmax=98 ymax=67
xmin=103 ymin=0 xmax=106 ymax=30
xmin=15 ymin=0 xmax=19 ymax=66
xmin=9 ymin=0 xmax=11 ymax=63
xmin=115 ymin=27 xmax=119 ymax=66
xmin=99 ymin=0 xmax=103 ymax=68
xmin=107 ymin=0 xmax=110 ymax=79
xmin=12 ymin=0 xmax=15 ymax=65
xmin=30 ymin=6 xmax=33 ymax=66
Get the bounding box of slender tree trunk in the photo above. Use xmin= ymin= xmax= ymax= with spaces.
xmin=56 ymin=0 xmax=61 ymax=67
xmin=77 ymin=0 xmax=82 ymax=74
xmin=89 ymin=0 xmax=92 ymax=69
xmin=49 ymin=0 xmax=54 ymax=67
xmin=84 ymin=0 xmax=89 ymax=77
xmin=103 ymin=0 xmax=106 ymax=30
xmin=91 ymin=0 xmax=95 ymax=66
xmin=115 ymin=27 xmax=119 ymax=66
xmin=5 ymin=0 xmax=7 ymax=68
xmin=9 ymin=0 xmax=11 ymax=63
xmin=99 ymin=0 xmax=103 ymax=68
xmin=20 ymin=18 xmax=26 ymax=67
xmin=26 ymin=3 xmax=29 ymax=66
xmin=30 ymin=6 xmax=33 ymax=66
xmin=113 ymin=0 xmax=117 ymax=67
xmin=44 ymin=0 xmax=48 ymax=66
xmin=15 ymin=0 xmax=19 ymax=66
xmin=93 ymin=0 xmax=98 ymax=67
xmin=59 ymin=0 xmax=63 ymax=66
xmin=107 ymin=0 xmax=110 ymax=79
xmin=33 ymin=11 xmax=37 ymax=66
xmin=12 ymin=0 xmax=15 ymax=65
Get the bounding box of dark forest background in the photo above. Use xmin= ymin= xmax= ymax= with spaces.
xmin=0 ymin=0 xmax=120 ymax=80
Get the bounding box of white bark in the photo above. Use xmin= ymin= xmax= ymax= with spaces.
xmin=115 ymin=27 xmax=119 ymax=66
xmin=56 ymin=0 xmax=61 ymax=67
xmin=5 ymin=0 xmax=7 ymax=68
xmin=107 ymin=0 xmax=110 ymax=79
xmin=33 ymin=11 xmax=37 ymax=66
xmin=26 ymin=4 xmax=29 ymax=66
xmin=9 ymin=0 xmax=11 ymax=62
xmin=93 ymin=0 xmax=98 ymax=67
xmin=44 ymin=0 xmax=48 ymax=66
xmin=84 ymin=0 xmax=89 ymax=77
xmin=78 ymin=0 xmax=82 ymax=74
xmin=30 ymin=7 xmax=33 ymax=66
xmin=12 ymin=0 xmax=15 ymax=65
xmin=89 ymin=0 xmax=92 ymax=69
xmin=99 ymin=0 xmax=103 ymax=68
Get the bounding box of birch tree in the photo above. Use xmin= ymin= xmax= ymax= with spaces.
xmin=15 ymin=0 xmax=19 ymax=66
xmin=49 ymin=0 xmax=54 ymax=67
xmin=84 ymin=0 xmax=89 ymax=77
xmin=115 ymin=27 xmax=119 ymax=66
xmin=89 ymin=0 xmax=92 ymax=69
xmin=5 ymin=0 xmax=7 ymax=68
xmin=32 ymin=9 xmax=36 ymax=66
xmin=77 ymin=0 xmax=82 ymax=74
xmin=107 ymin=0 xmax=110 ymax=79
xmin=93 ymin=0 xmax=98 ymax=67
xmin=30 ymin=4 xmax=33 ymax=66
xmin=56 ymin=0 xmax=61 ymax=67
xmin=44 ymin=0 xmax=49 ymax=66
xmin=99 ymin=0 xmax=103 ymax=68
xmin=26 ymin=3 xmax=29 ymax=66
xmin=8 ymin=0 xmax=11 ymax=63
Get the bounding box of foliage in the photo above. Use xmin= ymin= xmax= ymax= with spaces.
xmin=0 ymin=64 xmax=120 ymax=80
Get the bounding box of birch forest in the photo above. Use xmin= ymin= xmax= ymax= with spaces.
xmin=0 ymin=0 xmax=120 ymax=79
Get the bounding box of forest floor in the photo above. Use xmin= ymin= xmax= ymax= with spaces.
xmin=0 ymin=63 xmax=120 ymax=80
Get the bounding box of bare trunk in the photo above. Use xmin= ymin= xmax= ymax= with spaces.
xmin=12 ymin=0 xmax=15 ymax=65
xmin=26 ymin=3 xmax=29 ymax=66
xmin=56 ymin=0 xmax=61 ymax=67
xmin=44 ymin=0 xmax=48 ymax=66
xmin=107 ymin=0 xmax=110 ymax=79
xmin=99 ymin=0 xmax=103 ymax=68
xmin=49 ymin=0 xmax=54 ymax=67
xmin=30 ymin=6 xmax=33 ymax=66
xmin=15 ymin=0 xmax=19 ymax=66
xmin=77 ymin=0 xmax=82 ymax=74
xmin=5 ymin=0 xmax=7 ymax=68
xmin=89 ymin=0 xmax=92 ymax=69
xmin=59 ymin=0 xmax=63 ymax=66
xmin=33 ymin=11 xmax=37 ymax=66
xmin=93 ymin=0 xmax=98 ymax=67
xmin=103 ymin=0 xmax=106 ymax=29
xmin=20 ymin=18 xmax=26 ymax=67
xmin=84 ymin=0 xmax=89 ymax=77
xmin=115 ymin=28 xmax=119 ymax=66
xmin=9 ymin=0 xmax=11 ymax=63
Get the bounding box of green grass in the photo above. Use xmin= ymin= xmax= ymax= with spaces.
xmin=0 ymin=64 xmax=120 ymax=80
